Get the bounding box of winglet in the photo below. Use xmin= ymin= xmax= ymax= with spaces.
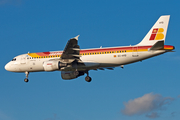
xmin=74 ymin=35 xmax=80 ymax=40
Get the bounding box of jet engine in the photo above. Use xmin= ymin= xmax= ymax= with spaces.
xmin=43 ymin=61 xmax=67 ymax=71
xmin=61 ymin=71 xmax=84 ymax=80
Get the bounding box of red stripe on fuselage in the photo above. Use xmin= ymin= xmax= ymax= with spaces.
xmin=33 ymin=45 xmax=174 ymax=55
xmin=79 ymin=46 xmax=151 ymax=53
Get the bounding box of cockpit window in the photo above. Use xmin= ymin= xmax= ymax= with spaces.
xmin=12 ymin=58 xmax=16 ymax=61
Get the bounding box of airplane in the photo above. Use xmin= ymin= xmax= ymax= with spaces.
xmin=5 ymin=15 xmax=174 ymax=83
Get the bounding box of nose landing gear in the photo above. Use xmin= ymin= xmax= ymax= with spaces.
xmin=24 ymin=71 xmax=29 ymax=83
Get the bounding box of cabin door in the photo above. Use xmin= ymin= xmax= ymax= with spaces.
xmin=132 ymin=47 xmax=139 ymax=57
xmin=21 ymin=56 xmax=26 ymax=64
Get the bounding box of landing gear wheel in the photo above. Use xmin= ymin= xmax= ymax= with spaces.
xmin=24 ymin=71 xmax=29 ymax=83
xmin=85 ymin=76 xmax=92 ymax=82
xmin=74 ymin=71 xmax=79 ymax=76
xmin=24 ymin=78 xmax=29 ymax=83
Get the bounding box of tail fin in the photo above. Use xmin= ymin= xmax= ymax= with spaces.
xmin=137 ymin=15 xmax=170 ymax=46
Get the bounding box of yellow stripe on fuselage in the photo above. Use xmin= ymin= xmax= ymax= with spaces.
xmin=28 ymin=48 xmax=149 ymax=58
xmin=28 ymin=53 xmax=40 ymax=57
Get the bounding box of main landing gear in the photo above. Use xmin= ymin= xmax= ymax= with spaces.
xmin=24 ymin=71 xmax=29 ymax=83
xmin=74 ymin=70 xmax=92 ymax=82
xmin=85 ymin=71 xmax=92 ymax=82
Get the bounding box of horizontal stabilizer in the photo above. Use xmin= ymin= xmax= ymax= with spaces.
xmin=150 ymin=41 xmax=164 ymax=50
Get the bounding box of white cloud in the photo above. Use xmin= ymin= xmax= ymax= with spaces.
xmin=121 ymin=93 xmax=174 ymax=117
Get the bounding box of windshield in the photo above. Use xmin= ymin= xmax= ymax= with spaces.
xmin=12 ymin=58 xmax=16 ymax=61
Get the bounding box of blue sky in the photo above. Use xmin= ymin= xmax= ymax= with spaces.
xmin=1 ymin=0 xmax=180 ymax=120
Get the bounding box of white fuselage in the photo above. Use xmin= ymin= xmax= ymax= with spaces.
xmin=5 ymin=45 xmax=167 ymax=73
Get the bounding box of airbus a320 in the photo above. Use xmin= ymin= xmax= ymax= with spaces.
xmin=5 ymin=15 xmax=174 ymax=82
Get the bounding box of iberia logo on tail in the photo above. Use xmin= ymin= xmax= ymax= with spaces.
xmin=149 ymin=28 xmax=164 ymax=40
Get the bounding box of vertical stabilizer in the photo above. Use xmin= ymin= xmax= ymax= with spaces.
xmin=137 ymin=15 xmax=170 ymax=46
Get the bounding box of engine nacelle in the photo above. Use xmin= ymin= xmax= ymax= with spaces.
xmin=43 ymin=61 xmax=60 ymax=71
xmin=61 ymin=71 xmax=84 ymax=80
xmin=43 ymin=61 xmax=67 ymax=71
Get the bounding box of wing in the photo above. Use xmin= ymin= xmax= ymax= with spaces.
xmin=61 ymin=35 xmax=81 ymax=60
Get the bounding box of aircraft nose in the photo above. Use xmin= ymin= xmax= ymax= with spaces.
xmin=5 ymin=62 xmax=11 ymax=71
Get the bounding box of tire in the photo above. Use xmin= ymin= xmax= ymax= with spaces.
xmin=24 ymin=78 xmax=29 ymax=83
xmin=85 ymin=76 xmax=92 ymax=82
